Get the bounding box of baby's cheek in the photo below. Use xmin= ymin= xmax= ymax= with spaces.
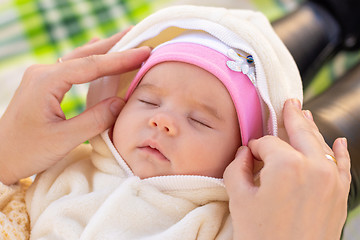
xmin=112 ymin=114 xmax=128 ymax=152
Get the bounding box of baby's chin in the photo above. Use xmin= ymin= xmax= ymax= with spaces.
xmin=134 ymin=170 xmax=224 ymax=179
xmin=128 ymin=165 xmax=169 ymax=179
xmin=136 ymin=172 xmax=158 ymax=179
xmin=130 ymin=167 xmax=211 ymax=179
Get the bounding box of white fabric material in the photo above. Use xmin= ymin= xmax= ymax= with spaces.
xmin=154 ymin=30 xmax=233 ymax=57
xmin=154 ymin=31 xmax=256 ymax=84
xmin=26 ymin=130 xmax=232 ymax=239
xmin=107 ymin=5 xmax=303 ymax=139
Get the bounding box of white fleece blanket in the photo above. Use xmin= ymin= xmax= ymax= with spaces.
xmin=25 ymin=131 xmax=232 ymax=240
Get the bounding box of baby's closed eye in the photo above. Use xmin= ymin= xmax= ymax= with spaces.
xmin=189 ymin=117 xmax=213 ymax=129
xmin=138 ymin=99 xmax=159 ymax=107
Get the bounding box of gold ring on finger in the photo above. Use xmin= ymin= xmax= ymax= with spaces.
xmin=325 ymin=154 xmax=337 ymax=165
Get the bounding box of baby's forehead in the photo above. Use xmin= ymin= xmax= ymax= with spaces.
xmin=138 ymin=61 xmax=227 ymax=92
xmin=136 ymin=61 xmax=234 ymax=108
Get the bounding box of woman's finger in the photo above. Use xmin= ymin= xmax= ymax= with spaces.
xmin=84 ymin=37 xmax=101 ymax=46
xmin=59 ymin=97 xmax=125 ymax=148
xmin=61 ymin=27 xmax=133 ymax=61
xmin=284 ymin=99 xmax=328 ymax=158
xmin=224 ymin=146 xmax=256 ymax=196
xmin=47 ymin=47 xmax=150 ymax=100
xmin=332 ymin=137 xmax=351 ymax=184
xmin=248 ymin=136 xmax=296 ymax=166
xmin=302 ymin=109 xmax=333 ymax=154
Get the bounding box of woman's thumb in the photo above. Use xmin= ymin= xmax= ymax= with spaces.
xmin=62 ymin=97 xmax=125 ymax=148
xmin=224 ymin=146 xmax=256 ymax=196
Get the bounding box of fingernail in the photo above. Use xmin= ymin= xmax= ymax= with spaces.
xmin=290 ymin=98 xmax=302 ymax=110
xmin=235 ymin=146 xmax=246 ymax=157
xmin=110 ymin=100 xmax=123 ymax=117
xmin=137 ymin=46 xmax=151 ymax=52
xmin=88 ymin=37 xmax=100 ymax=44
xmin=341 ymin=137 xmax=348 ymax=148
xmin=303 ymin=110 xmax=313 ymax=121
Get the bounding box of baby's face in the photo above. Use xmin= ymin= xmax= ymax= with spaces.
xmin=112 ymin=62 xmax=240 ymax=179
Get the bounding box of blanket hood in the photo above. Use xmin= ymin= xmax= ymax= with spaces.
xmin=94 ymin=5 xmax=303 ymax=140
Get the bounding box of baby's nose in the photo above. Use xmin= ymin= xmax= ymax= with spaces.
xmin=148 ymin=112 xmax=178 ymax=136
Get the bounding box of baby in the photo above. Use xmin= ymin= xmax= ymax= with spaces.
xmin=113 ymin=31 xmax=263 ymax=179
xmin=26 ymin=5 xmax=302 ymax=240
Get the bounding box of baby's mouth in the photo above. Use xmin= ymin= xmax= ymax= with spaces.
xmin=138 ymin=143 xmax=169 ymax=162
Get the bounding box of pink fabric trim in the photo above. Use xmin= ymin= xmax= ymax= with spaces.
xmin=125 ymin=43 xmax=263 ymax=145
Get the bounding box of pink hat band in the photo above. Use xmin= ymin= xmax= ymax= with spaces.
xmin=125 ymin=42 xmax=263 ymax=145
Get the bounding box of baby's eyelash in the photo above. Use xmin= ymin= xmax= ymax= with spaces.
xmin=139 ymin=99 xmax=158 ymax=106
xmin=190 ymin=118 xmax=212 ymax=129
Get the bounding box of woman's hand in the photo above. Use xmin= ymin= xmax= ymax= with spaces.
xmin=0 ymin=30 xmax=151 ymax=185
xmin=224 ymin=99 xmax=351 ymax=240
